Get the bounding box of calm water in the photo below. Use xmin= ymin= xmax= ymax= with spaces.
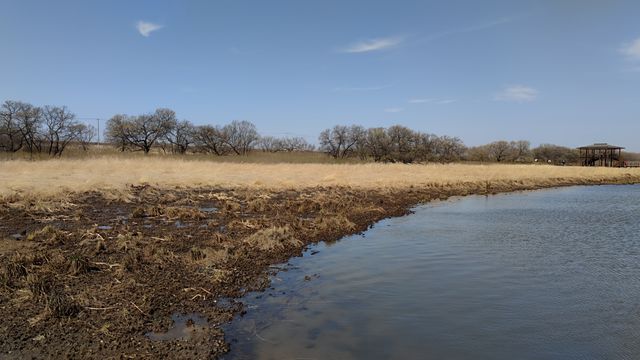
xmin=224 ymin=185 xmax=640 ymax=360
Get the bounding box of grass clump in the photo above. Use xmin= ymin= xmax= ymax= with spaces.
xmin=2 ymin=252 xmax=50 ymax=287
xmin=68 ymin=254 xmax=91 ymax=276
xmin=131 ymin=205 xmax=206 ymax=220
xmin=189 ymin=247 xmax=229 ymax=266
xmin=190 ymin=247 xmax=207 ymax=261
xmin=46 ymin=287 xmax=80 ymax=317
xmin=164 ymin=206 xmax=206 ymax=220
xmin=3 ymin=259 xmax=28 ymax=286
xmin=247 ymin=198 xmax=269 ymax=212
xmin=315 ymin=215 xmax=356 ymax=233
xmin=26 ymin=226 xmax=68 ymax=245
xmin=122 ymin=251 xmax=145 ymax=272
xmin=115 ymin=232 xmax=142 ymax=252
xmin=243 ymin=226 xmax=303 ymax=252
xmin=26 ymin=273 xmax=52 ymax=300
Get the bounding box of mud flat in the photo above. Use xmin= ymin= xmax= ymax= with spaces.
xmin=1 ymin=163 xmax=640 ymax=358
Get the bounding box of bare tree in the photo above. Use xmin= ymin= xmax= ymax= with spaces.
xmin=193 ymin=125 xmax=231 ymax=155
xmin=257 ymin=136 xmax=282 ymax=152
xmin=280 ymin=137 xmax=314 ymax=152
xmin=15 ymin=102 xmax=43 ymax=156
xmin=105 ymin=114 xmax=130 ymax=152
xmin=165 ymin=120 xmax=195 ymax=154
xmin=0 ymin=100 xmax=25 ymax=152
xmin=319 ymin=125 xmax=365 ymax=158
xmin=435 ymin=136 xmax=466 ymax=163
xmin=466 ymin=145 xmax=491 ymax=162
xmin=42 ymin=105 xmax=84 ymax=156
xmin=78 ymin=123 xmax=96 ymax=151
xmin=105 ymin=109 xmax=175 ymax=154
xmin=257 ymin=135 xmax=314 ymax=153
xmin=487 ymin=141 xmax=513 ymax=162
xmin=467 ymin=140 xmax=531 ymax=163
xmin=318 ymin=128 xmax=340 ymax=158
xmin=364 ymin=127 xmax=391 ymax=162
xmin=387 ymin=125 xmax=418 ymax=163
xmin=126 ymin=112 xmax=174 ymax=154
xmin=511 ymin=140 xmax=532 ymax=162
xmin=414 ymin=132 xmax=439 ymax=162
xmin=221 ymin=120 xmax=258 ymax=155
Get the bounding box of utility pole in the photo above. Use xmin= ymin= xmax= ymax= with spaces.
xmin=97 ymin=118 xmax=101 ymax=144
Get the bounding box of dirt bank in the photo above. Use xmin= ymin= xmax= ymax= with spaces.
xmin=1 ymin=177 xmax=638 ymax=359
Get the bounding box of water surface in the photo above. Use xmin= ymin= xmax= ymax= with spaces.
xmin=225 ymin=185 xmax=640 ymax=359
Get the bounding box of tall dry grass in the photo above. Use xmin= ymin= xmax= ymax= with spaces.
xmin=1 ymin=158 xmax=640 ymax=197
xmin=0 ymin=146 xmax=358 ymax=164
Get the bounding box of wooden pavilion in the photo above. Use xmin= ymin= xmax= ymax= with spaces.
xmin=577 ymin=143 xmax=624 ymax=167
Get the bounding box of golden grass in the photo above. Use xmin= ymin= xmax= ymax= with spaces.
xmin=1 ymin=158 xmax=640 ymax=196
xmin=243 ymin=226 xmax=303 ymax=251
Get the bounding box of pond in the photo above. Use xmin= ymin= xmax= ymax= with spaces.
xmin=224 ymin=185 xmax=640 ymax=359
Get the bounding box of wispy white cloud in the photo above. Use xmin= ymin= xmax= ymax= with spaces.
xmin=332 ymin=85 xmax=390 ymax=92
xmin=384 ymin=107 xmax=404 ymax=113
xmin=620 ymin=37 xmax=640 ymax=60
xmin=339 ymin=36 xmax=404 ymax=53
xmin=407 ymin=98 xmax=456 ymax=104
xmin=408 ymin=98 xmax=433 ymax=103
xmin=495 ymin=85 xmax=538 ymax=102
xmin=136 ymin=21 xmax=163 ymax=37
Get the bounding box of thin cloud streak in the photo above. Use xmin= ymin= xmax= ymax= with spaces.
xmin=339 ymin=36 xmax=404 ymax=53
xmin=494 ymin=85 xmax=538 ymax=102
xmin=419 ymin=17 xmax=514 ymax=44
xmin=338 ymin=17 xmax=511 ymax=54
xmin=620 ymin=37 xmax=640 ymax=60
xmin=407 ymin=98 xmax=455 ymax=104
xmin=332 ymin=85 xmax=390 ymax=92
xmin=408 ymin=98 xmax=433 ymax=103
xmin=136 ymin=21 xmax=163 ymax=37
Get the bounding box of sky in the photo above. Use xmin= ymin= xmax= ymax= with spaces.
xmin=1 ymin=0 xmax=639 ymax=150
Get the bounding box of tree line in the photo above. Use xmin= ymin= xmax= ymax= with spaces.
xmin=104 ymin=108 xmax=314 ymax=155
xmin=0 ymin=100 xmax=95 ymax=157
xmin=1 ymin=100 xmax=583 ymax=164
xmin=466 ymin=140 xmax=579 ymax=164
xmin=105 ymin=110 xmax=579 ymax=164
xmin=318 ymin=124 xmax=466 ymax=163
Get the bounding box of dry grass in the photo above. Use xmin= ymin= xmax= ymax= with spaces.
xmin=1 ymin=158 xmax=640 ymax=197
xmin=26 ymin=226 xmax=69 ymax=245
xmin=243 ymin=226 xmax=303 ymax=251
xmin=131 ymin=205 xmax=206 ymax=220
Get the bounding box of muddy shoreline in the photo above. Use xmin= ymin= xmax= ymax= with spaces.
xmin=1 ymin=177 xmax=639 ymax=359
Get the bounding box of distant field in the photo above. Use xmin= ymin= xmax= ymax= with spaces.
xmin=2 ymin=158 xmax=640 ymax=196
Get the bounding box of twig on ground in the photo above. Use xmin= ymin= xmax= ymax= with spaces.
xmin=93 ymin=262 xmax=121 ymax=269
xmin=130 ymin=301 xmax=146 ymax=315
xmin=85 ymin=306 xmax=117 ymax=311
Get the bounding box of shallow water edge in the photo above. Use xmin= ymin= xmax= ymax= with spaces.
xmin=223 ymin=184 xmax=640 ymax=359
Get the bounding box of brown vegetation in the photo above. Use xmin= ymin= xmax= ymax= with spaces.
xmin=1 ymin=162 xmax=640 ymax=358
xmin=2 ymin=159 xmax=640 ymax=198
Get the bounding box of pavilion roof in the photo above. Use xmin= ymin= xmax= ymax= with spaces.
xmin=577 ymin=143 xmax=625 ymax=150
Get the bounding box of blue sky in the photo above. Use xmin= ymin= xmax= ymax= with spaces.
xmin=1 ymin=0 xmax=639 ymax=150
